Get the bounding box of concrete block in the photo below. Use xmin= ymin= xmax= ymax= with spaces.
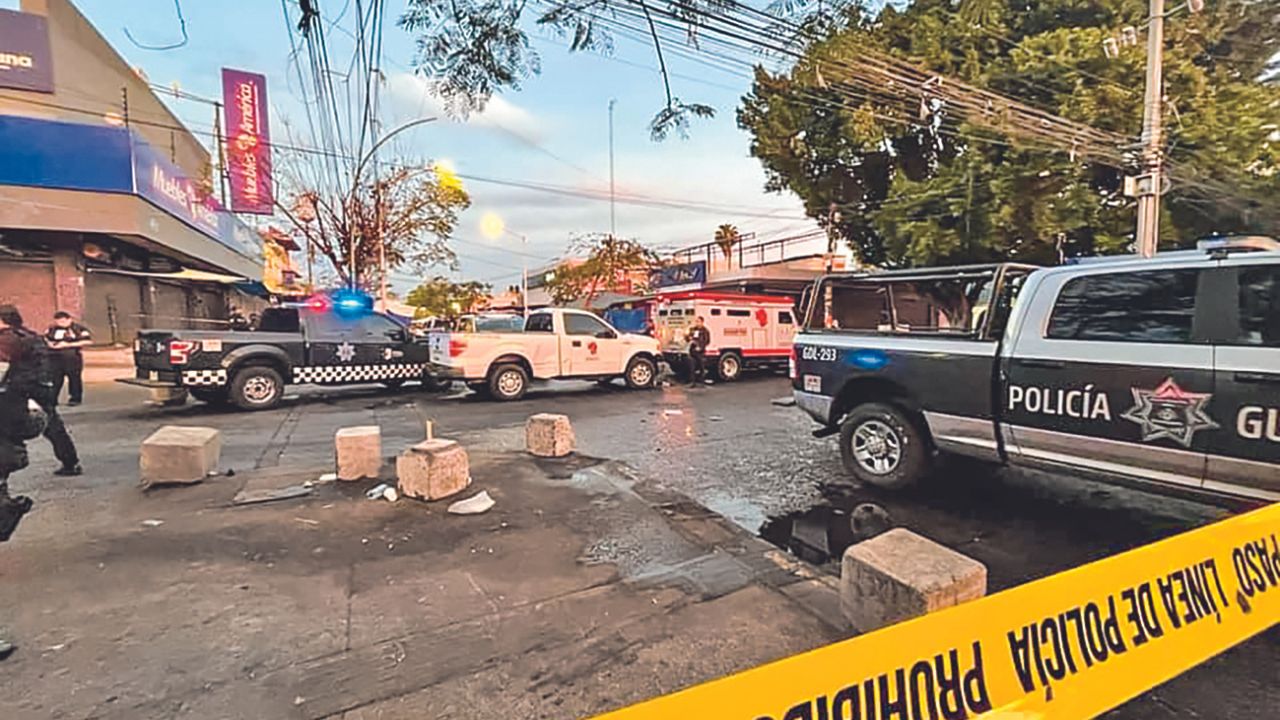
xmin=335 ymin=426 xmax=382 ymax=481
xmin=840 ymin=528 xmax=986 ymax=633
xmin=396 ymin=439 xmax=471 ymax=501
xmin=140 ymin=425 xmax=221 ymax=486
xmin=525 ymin=413 xmax=575 ymax=458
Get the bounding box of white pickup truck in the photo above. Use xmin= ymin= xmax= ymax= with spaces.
xmin=427 ymin=308 xmax=663 ymax=400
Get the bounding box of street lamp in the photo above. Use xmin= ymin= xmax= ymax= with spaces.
xmin=348 ymin=116 xmax=438 ymax=297
xmin=480 ymin=212 xmax=529 ymax=317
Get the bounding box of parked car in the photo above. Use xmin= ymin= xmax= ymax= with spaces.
xmin=792 ymin=236 xmax=1280 ymax=503
xmin=653 ymin=291 xmax=797 ymax=382
xmin=428 ymin=308 xmax=662 ymax=400
xmin=120 ymin=301 xmax=436 ymax=411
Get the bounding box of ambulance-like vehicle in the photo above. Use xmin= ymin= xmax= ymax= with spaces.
xmin=653 ymin=291 xmax=798 ymax=381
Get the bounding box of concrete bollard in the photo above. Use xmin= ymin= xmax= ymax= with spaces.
xmin=396 ymin=439 xmax=471 ymax=501
xmin=525 ymin=413 xmax=575 ymax=458
xmin=140 ymin=425 xmax=221 ymax=486
xmin=840 ymin=528 xmax=986 ymax=633
xmin=335 ymin=426 xmax=382 ymax=481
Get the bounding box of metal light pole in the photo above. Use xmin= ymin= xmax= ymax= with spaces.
xmin=1135 ymin=0 xmax=1165 ymax=258
xmin=480 ymin=212 xmax=530 ymax=317
xmin=347 ymin=116 xmax=438 ymax=290
xmin=608 ymin=99 xmax=617 ymax=238
xmin=518 ymin=232 xmax=529 ymax=318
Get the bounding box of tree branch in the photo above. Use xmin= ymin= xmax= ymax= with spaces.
xmin=639 ymin=1 xmax=675 ymax=109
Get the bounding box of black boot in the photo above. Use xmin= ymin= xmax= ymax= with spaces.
xmin=0 ymin=495 xmax=33 ymax=542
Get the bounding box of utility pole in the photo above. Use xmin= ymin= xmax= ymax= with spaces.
xmin=520 ymin=233 xmax=529 ymax=318
xmin=608 ymin=99 xmax=617 ymax=238
xmin=1135 ymin=0 xmax=1165 ymax=258
xmin=825 ymin=202 xmax=840 ymax=273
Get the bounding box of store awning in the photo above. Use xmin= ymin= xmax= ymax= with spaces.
xmin=87 ymin=266 xmax=250 ymax=283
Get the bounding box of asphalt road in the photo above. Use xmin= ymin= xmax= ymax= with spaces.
xmin=13 ymin=372 xmax=1278 ymax=718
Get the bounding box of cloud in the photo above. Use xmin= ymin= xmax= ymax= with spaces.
xmin=384 ymin=72 xmax=546 ymax=145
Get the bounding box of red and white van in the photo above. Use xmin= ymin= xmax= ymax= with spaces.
xmin=653 ymin=291 xmax=798 ymax=382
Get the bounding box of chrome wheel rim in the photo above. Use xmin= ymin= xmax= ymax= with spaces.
xmin=497 ymin=370 xmax=523 ymax=396
xmin=244 ymin=376 xmax=276 ymax=404
xmin=630 ymin=362 xmax=653 ymax=386
xmin=852 ymin=419 xmax=902 ymax=475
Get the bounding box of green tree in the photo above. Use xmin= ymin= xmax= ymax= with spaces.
xmin=738 ymin=0 xmax=1279 ymax=267
xmin=406 ymin=277 xmax=491 ymax=318
xmin=545 ymin=234 xmax=659 ymax=306
xmin=398 ymin=0 xmax=716 ymax=140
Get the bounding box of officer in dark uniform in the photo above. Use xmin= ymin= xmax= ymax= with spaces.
xmin=687 ymin=316 xmax=712 ymax=387
xmin=0 ymin=305 xmax=43 ymax=661
xmin=3 ymin=307 xmax=81 ymax=476
xmin=45 ymin=311 xmax=92 ymax=406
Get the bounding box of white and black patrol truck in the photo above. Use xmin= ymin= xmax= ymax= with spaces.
xmin=121 ymin=293 xmax=438 ymax=411
xmin=792 ymin=236 xmax=1279 ymax=503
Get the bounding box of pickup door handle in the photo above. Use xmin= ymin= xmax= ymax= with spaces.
xmin=1016 ymin=358 xmax=1066 ymax=370
xmin=571 ymin=340 xmax=582 ymax=348
xmin=1234 ymin=371 xmax=1280 ymax=384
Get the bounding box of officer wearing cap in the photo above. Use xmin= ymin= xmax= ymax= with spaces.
xmin=0 ymin=304 xmax=43 ymax=661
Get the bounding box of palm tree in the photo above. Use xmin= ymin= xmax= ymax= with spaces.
xmin=714 ymin=223 xmax=741 ymax=267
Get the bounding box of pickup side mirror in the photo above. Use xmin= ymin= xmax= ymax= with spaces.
xmin=386 ymin=328 xmax=407 ymax=342
xmin=595 ymin=330 xmax=617 ymax=340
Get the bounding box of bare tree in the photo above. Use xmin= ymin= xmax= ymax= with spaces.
xmin=277 ymin=162 xmax=470 ymax=288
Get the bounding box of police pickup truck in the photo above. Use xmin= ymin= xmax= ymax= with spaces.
xmin=793 ymin=236 xmax=1279 ymax=503
xmin=120 ymin=298 xmax=434 ymax=411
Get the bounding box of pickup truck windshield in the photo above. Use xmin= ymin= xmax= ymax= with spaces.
xmin=807 ymin=270 xmax=999 ymax=338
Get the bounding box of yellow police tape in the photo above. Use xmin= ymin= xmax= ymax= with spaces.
xmin=593 ymin=503 xmax=1279 ymax=720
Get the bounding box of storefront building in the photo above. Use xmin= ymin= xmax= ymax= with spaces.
xmin=0 ymin=0 xmax=262 ymax=344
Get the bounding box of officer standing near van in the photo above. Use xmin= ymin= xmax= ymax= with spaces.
xmin=687 ymin=316 xmax=711 ymax=387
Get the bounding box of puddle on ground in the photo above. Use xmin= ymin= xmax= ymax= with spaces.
xmin=759 ymin=505 xmax=856 ymax=566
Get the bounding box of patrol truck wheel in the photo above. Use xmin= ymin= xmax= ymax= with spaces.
xmin=229 ymin=366 xmax=284 ymax=411
xmin=624 ymin=357 xmax=657 ymax=389
xmin=839 ymin=403 xmax=926 ymax=489
xmin=716 ymin=352 xmax=742 ymax=382
xmin=488 ymin=363 xmax=529 ymax=401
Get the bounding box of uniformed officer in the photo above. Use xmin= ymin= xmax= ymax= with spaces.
xmin=3 ymin=307 xmax=81 ymax=477
xmin=0 ymin=308 xmax=36 ymax=512
xmin=687 ymin=316 xmax=711 ymax=387
xmin=45 ymin=311 xmax=92 ymax=406
xmin=0 ymin=305 xmax=42 ymax=662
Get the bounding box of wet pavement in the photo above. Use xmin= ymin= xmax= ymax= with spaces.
xmin=8 ymin=373 xmax=1277 ymax=718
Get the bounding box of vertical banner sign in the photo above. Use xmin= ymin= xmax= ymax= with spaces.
xmin=222 ymin=68 xmax=274 ymax=214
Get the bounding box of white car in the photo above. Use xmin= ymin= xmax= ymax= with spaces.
xmin=428 ymin=308 xmax=662 ymax=400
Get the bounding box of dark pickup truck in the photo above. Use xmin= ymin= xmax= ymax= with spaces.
xmin=792 ymin=237 xmax=1280 ymax=504
xmin=120 ymin=306 xmax=433 ymax=410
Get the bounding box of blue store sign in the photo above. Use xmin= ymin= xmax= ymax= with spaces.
xmin=0 ymin=114 xmax=260 ymax=261
xmin=652 ymin=260 xmax=706 ymax=289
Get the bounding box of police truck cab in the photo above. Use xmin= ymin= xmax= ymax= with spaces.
xmin=792 ymin=237 xmax=1280 ymax=503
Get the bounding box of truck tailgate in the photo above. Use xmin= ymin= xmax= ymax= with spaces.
xmin=428 ymin=332 xmax=451 ymax=365
xmin=133 ymin=331 xmax=177 ymax=371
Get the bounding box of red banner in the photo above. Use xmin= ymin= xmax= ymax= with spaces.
xmin=222 ymin=68 xmax=273 ymax=214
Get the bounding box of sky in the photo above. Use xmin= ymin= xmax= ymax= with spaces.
xmin=17 ymin=0 xmax=819 ymax=292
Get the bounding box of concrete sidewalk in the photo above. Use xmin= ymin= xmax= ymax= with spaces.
xmin=0 ymin=446 xmax=845 ymax=719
